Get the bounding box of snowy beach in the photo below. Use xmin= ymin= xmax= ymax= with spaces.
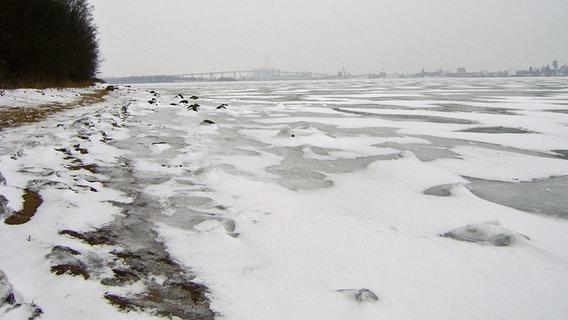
xmin=1 ymin=78 xmax=568 ymax=319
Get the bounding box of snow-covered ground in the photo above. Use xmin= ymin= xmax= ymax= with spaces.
xmin=0 ymin=87 xmax=96 ymax=109
xmin=1 ymin=78 xmax=568 ymax=319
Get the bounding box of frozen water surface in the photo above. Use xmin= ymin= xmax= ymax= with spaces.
xmin=1 ymin=78 xmax=568 ymax=319
xmin=145 ymin=78 xmax=568 ymax=216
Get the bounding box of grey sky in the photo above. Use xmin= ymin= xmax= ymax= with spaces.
xmin=89 ymin=0 xmax=568 ymax=77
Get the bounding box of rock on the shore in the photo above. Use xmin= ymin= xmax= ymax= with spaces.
xmin=0 ymin=270 xmax=16 ymax=306
xmin=0 ymin=194 xmax=10 ymax=218
xmin=441 ymin=220 xmax=528 ymax=246
xmin=337 ymin=288 xmax=379 ymax=302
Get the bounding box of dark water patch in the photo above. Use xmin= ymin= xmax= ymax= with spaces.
xmin=332 ymin=107 xmax=400 ymax=117
xmin=458 ymin=126 xmax=533 ymax=134
xmin=339 ymin=103 xmax=417 ymax=110
xmin=376 ymin=113 xmax=475 ymax=124
xmin=274 ymin=146 xmax=395 ymax=174
xmin=410 ymin=134 xmax=564 ymax=161
xmin=265 ymin=146 xmax=399 ymax=190
xmin=465 ymin=176 xmax=568 ymax=218
xmin=432 ymin=103 xmax=517 ymax=115
xmin=546 ymin=109 xmax=568 ymax=114
xmin=330 ymin=125 xmax=401 ymax=138
xmin=552 ymin=150 xmax=568 ymax=159
xmin=333 ymin=108 xmax=474 ymax=124
xmin=4 ymin=188 xmax=43 ymax=225
xmin=374 ymin=141 xmax=461 ymax=162
xmin=266 ymin=165 xmax=334 ymax=190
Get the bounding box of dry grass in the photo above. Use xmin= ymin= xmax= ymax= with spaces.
xmin=0 ymin=88 xmax=108 ymax=129
xmin=59 ymin=229 xmax=116 ymax=246
xmin=4 ymin=188 xmax=43 ymax=225
xmin=51 ymin=264 xmax=90 ymax=280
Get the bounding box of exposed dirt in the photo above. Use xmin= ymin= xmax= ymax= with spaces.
xmin=0 ymin=89 xmax=108 ymax=129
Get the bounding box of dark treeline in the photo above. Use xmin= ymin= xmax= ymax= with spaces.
xmin=0 ymin=0 xmax=100 ymax=88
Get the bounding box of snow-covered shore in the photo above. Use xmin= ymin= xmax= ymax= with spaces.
xmin=1 ymin=78 xmax=568 ymax=319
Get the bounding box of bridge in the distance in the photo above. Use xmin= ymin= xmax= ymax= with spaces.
xmin=175 ymin=68 xmax=330 ymax=81
xmin=106 ymin=68 xmax=331 ymax=84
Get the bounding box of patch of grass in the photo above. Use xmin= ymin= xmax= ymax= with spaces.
xmin=104 ymin=281 xmax=212 ymax=320
xmin=51 ymin=264 xmax=90 ymax=279
xmin=104 ymin=294 xmax=138 ymax=312
xmin=101 ymin=268 xmax=140 ymax=286
xmin=4 ymin=188 xmax=43 ymax=225
xmin=59 ymin=229 xmax=116 ymax=246
xmin=0 ymin=88 xmax=108 ymax=129
xmin=55 ymin=142 xmax=99 ymax=173
xmin=67 ymin=163 xmax=98 ymax=173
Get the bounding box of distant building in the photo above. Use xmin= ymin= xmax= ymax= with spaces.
xmin=457 ymin=67 xmax=466 ymax=77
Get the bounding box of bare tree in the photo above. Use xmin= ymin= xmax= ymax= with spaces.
xmin=0 ymin=0 xmax=100 ymax=88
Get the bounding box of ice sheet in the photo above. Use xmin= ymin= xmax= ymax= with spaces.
xmin=1 ymin=78 xmax=568 ymax=320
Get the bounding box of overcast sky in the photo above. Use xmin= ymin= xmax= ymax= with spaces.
xmin=89 ymin=0 xmax=568 ymax=77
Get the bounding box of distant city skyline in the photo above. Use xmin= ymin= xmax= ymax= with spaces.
xmin=89 ymin=0 xmax=568 ymax=77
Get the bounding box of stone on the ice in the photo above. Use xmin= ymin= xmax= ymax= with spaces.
xmin=337 ymin=288 xmax=379 ymax=302
xmin=276 ymin=127 xmax=295 ymax=138
xmin=189 ymin=95 xmax=199 ymax=100
xmin=105 ymin=85 xmax=116 ymax=91
xmin=441 ymin=220 xmax=527 ymax=246
xmin=0 ymin=195 xmax=9 ymax=217
xmin=216 ymin=104 xmax=228 ymax=109
xmin=201 ymin=119 xmax=215 ymax=125
xmin=188 ymin=103 xmax=200 ymax=112
xmin=0 ymin=270 xmax=16 ymax=306
xmin=222 ymin=219 xmax=236 ymax=232
xmin=423 ymin=184 xmax=455 ymax=197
